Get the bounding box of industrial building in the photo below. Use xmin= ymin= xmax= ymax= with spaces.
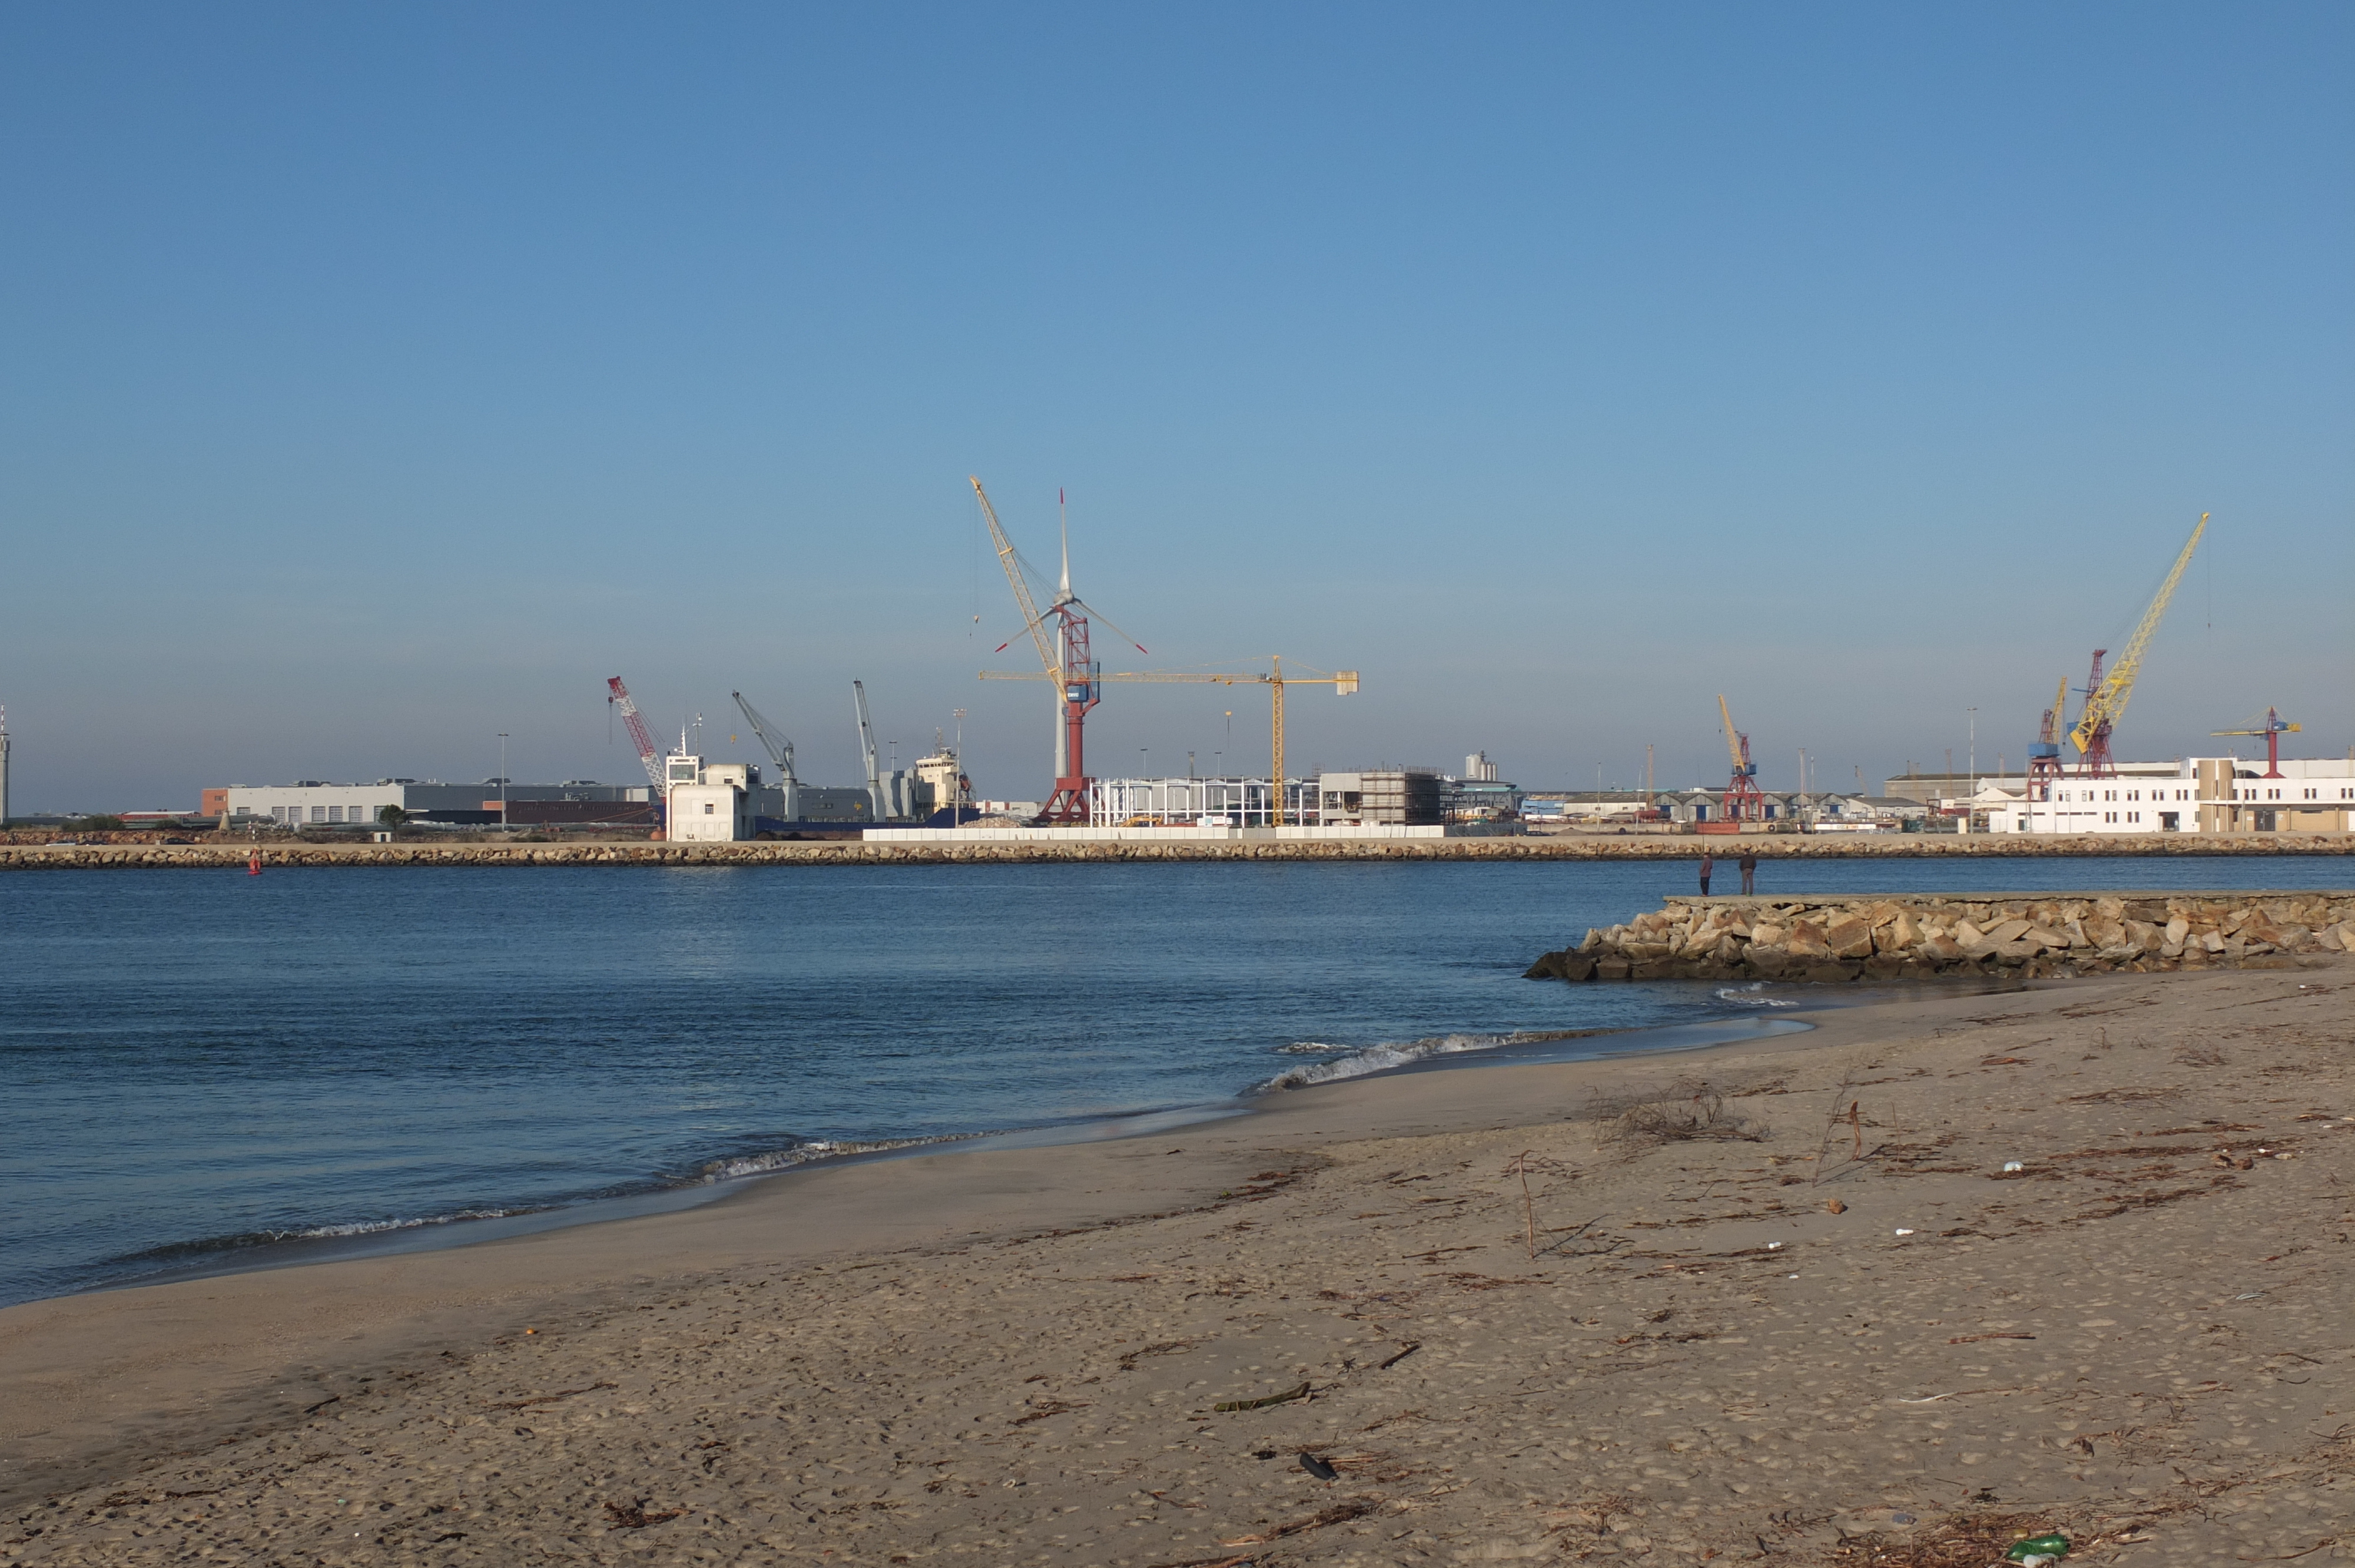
xmin=1881 ymin=763 xmax=2182 ymax=806
xmin=1079 ymin=776 xmax=1314 ymax=828
xmin=1318 ymin=769 xmax=1445 ymax=826
xmin=1986 ymin=757 xmax=2355 ymax=835
xmin=213 ymin=779 xmax=657 ymax=828
xmin=1444 ymin=753 xmax=1522 ymax=822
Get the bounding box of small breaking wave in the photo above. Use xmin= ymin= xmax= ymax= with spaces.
xmin=1713 ymin=982 xmax=1799 ymax=1008
xmin=691 ymin=1132 xmax=986 ymax=1182
xmin=108 ymin=1207 xmax=546 ymax=1265
xmin=1275 ymin=1041 xmax=1350 ymax=1055
xmin=1256 ymin=1031 xmax=1517 ymax=1092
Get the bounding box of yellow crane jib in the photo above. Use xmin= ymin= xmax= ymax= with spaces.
xmin=2068 ymin=513 xmax=2207 ymax=759
xmin=2211 ymin=706 xmax=2301 ymax=779
xmin=1716 ymin=693 xmax=1752 ymax=776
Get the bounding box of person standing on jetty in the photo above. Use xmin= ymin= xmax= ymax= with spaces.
xmin=1739 ymin=849 xmax=1757 ymax=895
xmin=1699 ymin=853 xmax=1714 ymax=896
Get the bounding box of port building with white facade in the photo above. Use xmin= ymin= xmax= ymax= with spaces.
xmin=213 ymin=779 xmax=656 ymax=828
xmin=1986 ymin=757 xmax=2355 ymax=836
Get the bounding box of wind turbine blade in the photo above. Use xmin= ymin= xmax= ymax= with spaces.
xmin=1069 ymin=599 xmax=1147 ymax=654
xmin=989 ymin=607 xmax=1056 ymax=660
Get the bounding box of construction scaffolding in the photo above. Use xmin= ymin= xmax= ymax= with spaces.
xmin=1086 ymin=776 xmax=1319 ymax=828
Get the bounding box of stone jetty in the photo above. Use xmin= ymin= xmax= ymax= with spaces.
xmin=3 ymin=833 xmax=2351 ymax=871
xmin=1526 ymin=889 xmax=2355 ymax=983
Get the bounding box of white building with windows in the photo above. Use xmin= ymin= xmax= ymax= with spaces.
xmin=668 ymin=757 xmax=754 ymax=842
xmin=219 ymin=779 xmax=653 ymax=827
xmin=1986 ymin=757 xmax=2355 ymax=835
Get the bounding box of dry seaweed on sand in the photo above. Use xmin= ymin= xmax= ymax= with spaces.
xmin=602 ymin=1497 xmax=685 ymax=1530
xmin=1601 ymin=1082 xmax=1768 ymax=1148
xmin=1219 ymin=1497 xmax=1380 ymax=1545
xmin=1826 ymin=1511 xmax=2066 ymax=1565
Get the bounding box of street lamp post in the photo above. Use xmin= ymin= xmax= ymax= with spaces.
xmin=497 ymin=733 xmax=509 ymax=829
xmin=952 ymin=708 xmax=967 ymax=818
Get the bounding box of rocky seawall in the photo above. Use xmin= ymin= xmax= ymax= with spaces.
xmin=1526 ymin=890 xmax=2355 ymax=983
xmin=4 ymin=834 xmax=2351 ymax=870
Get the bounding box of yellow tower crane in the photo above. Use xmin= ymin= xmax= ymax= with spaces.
xmin=2211 ymin=707 xmax=2301 ymax=780
xmin=979 ymin=659 xmax=1359 ymax=825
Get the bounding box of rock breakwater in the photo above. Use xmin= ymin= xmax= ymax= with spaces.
xmin=1526 ymin=889 xmax=2355 ymax=983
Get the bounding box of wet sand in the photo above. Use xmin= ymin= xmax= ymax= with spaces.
xmin=4 ymin=964 xmax=2351 ymax=1564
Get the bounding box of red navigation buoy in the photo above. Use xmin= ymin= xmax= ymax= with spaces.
xmin=247 ymin=845 xmax=262 ymax=876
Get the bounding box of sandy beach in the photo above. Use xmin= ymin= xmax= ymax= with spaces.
xmin=5 ymin=963 xmax=2351 ymax=1566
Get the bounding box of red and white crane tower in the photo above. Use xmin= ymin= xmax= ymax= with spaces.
xmin=606 ymin=676 xmax=667 ymax=796
xmin=970 ymin=478 xmax=1146 ymax=823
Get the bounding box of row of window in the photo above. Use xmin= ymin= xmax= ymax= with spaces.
xmin=2012 ymin=809 xmax=2180 ymax=828
xmin=2237 ymin=787 xmax=2353 ymax=801
xmin=270 ymin=803 xmax=381 ymax=824
xmin=2050 ymin=787 xmax=2194 ymax=803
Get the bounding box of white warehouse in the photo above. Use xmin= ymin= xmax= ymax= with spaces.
xmin=1988 ymin=757 xmax=2355 ymax=836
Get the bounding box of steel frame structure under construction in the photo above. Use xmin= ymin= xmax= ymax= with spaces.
xmin=1087 ymin=776 xmax=1320 ymax=828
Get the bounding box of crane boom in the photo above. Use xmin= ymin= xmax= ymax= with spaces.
xmin=971 ymin=478 xmax=1059 ymax=686
xmin=606 ymin=677 xmax=665 ymax=793
xmin=729 ymin=691 xmax=796 ymax=783
xmin=851 ymin=679 xmax=884 ymax=818
xmin=2212 ymin=706 xmax=2301 ymax=779
xmin=2069 ymin=513 xmax=2207 ymax=763
xmin=1716 ymin=694 xmax=1745 ymax=773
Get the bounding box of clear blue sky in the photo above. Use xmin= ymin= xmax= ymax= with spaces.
xmin=3 ymin=4 xmax=2348 ymax=811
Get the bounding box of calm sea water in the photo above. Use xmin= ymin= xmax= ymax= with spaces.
xmin=2 ymin=854 xmax=2346 ymax=1307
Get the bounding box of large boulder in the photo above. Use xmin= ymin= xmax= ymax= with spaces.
xmin=1824 ymin=917 xmax=1875 ymax=959
xmin=1786 ymin=921 xmax=1831 ymax=959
